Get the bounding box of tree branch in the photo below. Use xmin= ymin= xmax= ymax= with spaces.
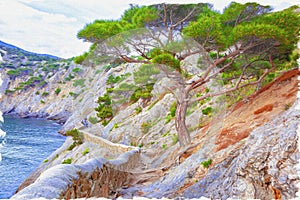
xmin=190 ymin=65 xmax=274 ymax=103
xmin=171 ymin=6 xmax=196 ymax=28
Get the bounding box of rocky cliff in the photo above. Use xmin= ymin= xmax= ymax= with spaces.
xmin=1 ymin=41 xmax=299 ymax=199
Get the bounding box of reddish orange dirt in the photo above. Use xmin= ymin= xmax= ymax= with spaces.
xmin=215 ymin=68 xmax=299 ymax=151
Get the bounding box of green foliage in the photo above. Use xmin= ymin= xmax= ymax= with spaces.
xmin=172 ymin=134 xmax=179 ymax=144
xmin=69 ymin=92 xmax=79 ymax=99
xmin=162 ymin=144 xmax=167 ymax=150
xmin=67 ymin=143 xmax=76 ymax=151
xmin=113 ymin=83 xmax=138 ymax=92
xmin=43 ymin=159 xmax=48 ymax=163
xmin=162 ymin=131 xmax=171 ymax=137
xmin=183 ymin=2 xmax=299 ymax=61
xmin=95 ymin=93 xmax=113 ymax=126
xmin=135 ymin=106 xmax=143 ymax=114
xmin=82 ymin=148 xmax=90 ymax=156
xmin=40 ymin=100 xmax=45 ymax=104
xmin=62 ymin=158 xmax=72 ymax=164
xmin=122 ymin=5 xmax=158 ymax=27
xmin=152 ymin=53 xmax=181 ymax=71
xmin=72 ymin=67 xmax=82 ymax=73
xmin=141 ymin=121 xmax=153 ymax=134
xmin=165 ymin=101 xmax=177 ymax=123
xmin=133 ymin=64 xmax=160 ymax=84
xmin=7 ymin=69 xmax=20 ymax=76
xmin=202 ymin=106 xmax=213 ymax=116
xmin=183 ymin=10 xmax=225 ymax=49
xmin=66 ymin=129 xmax=84 ymax=146
xmin=65 ymin=74 xmax=75 ymax=81
xmin=5 ymin=89 xmax=15 ymax=94
xmin=41 ymin=92 xmax=49 ymax=96
xmin=138 ymin=143 xmax=143 ymax=148
xmin=73 ymin=79 xmax=85 ymax=88
xmin=106 ymin=87 xmax=114 ymax=93
xmin=55 ymin=88 xmax=61 ymax=95
xmin=77 ymin=20 xmax=123 ymax=43
xmin=77 ymin=6 xmax=157 ymax=45
xmin=88 ymin=116 xmax=98 ymax=124
xmin=38 ymin=80 xmax=47 ymax=87
xmin=130 ymin=84 xmax=153 ymax=103
xmin=201 ymin=159 xmax=212 ymax=168
xmin=74 ymin=52 xmax=89 ymax=64
xmin=106 ymin=73 xmax=130 ymax=85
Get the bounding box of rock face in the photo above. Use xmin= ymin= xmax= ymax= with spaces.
xmin=183 ymin=98 xmax=300 ymax=199
xmin=1 ymin=46 xmax=298 ymax=199
xmin=11 ymin=145 xmax=140 ymax=200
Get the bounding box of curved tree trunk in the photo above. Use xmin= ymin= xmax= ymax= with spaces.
xmin=175 ymin=98 xmax=191 ymax=147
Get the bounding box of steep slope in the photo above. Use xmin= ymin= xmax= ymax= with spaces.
xmin=1 ymin=40 xmax=299 ymax=200
xmin=117 ymin=68 xmax=299 ymax=199
xmin=9 ymin=60 xmax=299 ymax=199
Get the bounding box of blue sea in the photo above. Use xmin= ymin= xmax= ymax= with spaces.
xmin=0 ymin=116 xmax=65 ymax=199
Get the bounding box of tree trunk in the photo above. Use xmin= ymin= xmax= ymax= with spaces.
xmin=175 ymin=99 xmax=191 ymax=147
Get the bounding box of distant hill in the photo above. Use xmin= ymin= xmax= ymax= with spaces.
xmin=0 ymin=40 xmax=60 ymax=69
xmin=0 ymin=40 xmax=72 ymax=93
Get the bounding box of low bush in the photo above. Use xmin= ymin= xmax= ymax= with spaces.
xmin=66 ymin=129 xmax=84 ymax=150
xmin=62 ymin=158 xmax=72 ymax=164
xmin=55 ymin=87 xmax=61 ymax=95
xmin=88 ymin=116 xmax=98 ymax=124
xmin=42 ymin=92 xmax=49 ymax=96
xmin=201 ymin=159 xmax=212 ymax=168
xmin=82 ymin=148 xmax=90 ymax=156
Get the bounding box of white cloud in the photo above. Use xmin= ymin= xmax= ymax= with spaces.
xmin=0 ymin=0 xmax=299 ymax=58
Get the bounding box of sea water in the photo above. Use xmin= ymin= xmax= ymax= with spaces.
xmin=0 ymin=116 xmax=65 ymax=199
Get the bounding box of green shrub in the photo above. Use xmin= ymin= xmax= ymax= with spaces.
xmin=133 ymin=64 xmax=160 ymax=84
xmin=72 ymin=67 xmax=82 ymax=73
xmin=69 ymin=92 xmax=79 ymax=99
xmin=88 ymin=116 xmax=98 ymax=124
xmin=66 ymin=129 xmax=84 ymax=145
xmin=5 ymin=89 xmax=15 ymax=94
xmin=65 ymin=74 xmax=75 ymax=81
xmin=40 ymin=100 xmax=45 ymax=104
xmin=201 ymin=159 xmax=212 ymax=168
xmin=130 ymin=84 xmax=153 ymax=103
xmin=138 ymin=143 xmax=143 ymax=148
xmin=141 ymin=121 xmax=153 ymax=134
xmin=82 ymin=148 xmax=90 ymax=156
xmin=162 ymin=144 xmax=167 ymax=150
xmin=172 ymin=134 xmax=178 ymax=144
xmin=67 ymin=143 xmax=76 ymax=151
xmin=95 ymin=93 xmax=113 ymax=126
xmin=202 ymin=107 xmax=213 ymax=116
xmin=95 ymin=69 xmax=102 ymax=74
xmin=135 ymin=106 xmax=143 ymax=114
xmin=106 ymin=74 xmax=121 ymax=84
xmin=38 ymin=80 xmax=47 ymax=87
xmin=42 ymin=92 xmax=49 ymax=96
xmin=152 ymin=53 xmax=181 ymax=71
xmin=62 ymin=158 xmax=72 ymax=164
xmin=43 ymin=159 xmax=48 ymax=163
xmin=14 ymin=86 xmax=24 ymax=91
xmin=7 ymin=69 xmax=20 ymax=76
xmin=106 ymin=87 xmax=114 ymax=93
xmin=74 ymin=52 xmax=88 ymax=64
xmin=73 ymin=79 xmax=85 ymax=88
xmin=162 ymin=131 xmax=170 ymax=137
xmin=165 ymin=101 xmax=177 ymax=123
xmin=55 ymin=88 xmax=61 ymax=95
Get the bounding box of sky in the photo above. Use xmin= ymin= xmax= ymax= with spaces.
xmin=0 ymin=0 xmax=299 ymax=58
